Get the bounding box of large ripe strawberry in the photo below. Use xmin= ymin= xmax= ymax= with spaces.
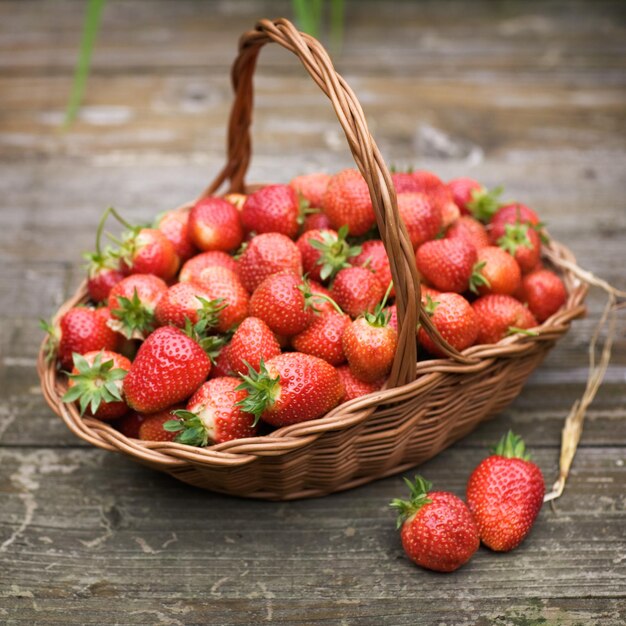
xmin=164 ymin=377 xmax=257 ymax=445
xmin=42 ymin=306 xmax=121 ymax=370
xmin=470 ymin=246 xmax=521 ymax=296
xmin=409 ymin=171 xmax=459 ymax=228
xmin=415 ymin=238 xmax=478 ymax=294
xmin=137 ymin=407 xmax=183 ymax=442
xmin=123 ymin=325 xmax=212 ymax=413
xmin=447 ymin=177 xmax=483 ymax=215
xmin=249 ymin=272 xmax=315 ymax=337
xmin=155 ymin=209 xmax=197 ymax=261
xmin=450 ymin=181 xmax=504 ymax=223
xmin=472 ymin=294 xmax=537 ymax=344
xmin=349 ymin=239 xmax=394 ymax=295
xmin=497 ymin=221 xmax=542 ymax=274
xmin=154 ymin=281 xmax=226 ymax=329
xmin=292 ymin=311 xmax=351 ymax=366
xmin=519 ymin=269 xmax=567 ymax=322
xmin=238 ymin=232 xmax=303 ymax=293
xmin=242 ymin=184 xmax=300 ymax=239
xmin=188 ymin=197 xmax=244 ymax=252
xmin=323 ymin=169 xmax=375 ymax=236
xmin=228 ymin=317 xmax=281 ymax=375
xmin=336 ymin=365 xmax=384 ymax=402
xmin=290 ymin=172 xmax=330 ymax=208
xmin=342 ymin=307 xmax=398 ymax=383
xmin=301 ymin=210 xmax=332 ymax=233
xmin=390 ymin=476 xmax=480 ymax=573
xmin=466 ymin=431 xmax=545 ymax=552
xmin=115 ymin=227 xmax=180 ymax=281
xmin=236 ymin=353 xmax=343 ymax=427
xmin=446 ymin=215 xmax=490 ymax=250
xmin=297 ymin=226 xmax=360 ymax=283
xmin=179 ymin=250 xmax=239 ymax=283
xmin=391 ymin=171 xmax=421 ymax=194
xmin=63 ymin=350 xmax=130 ymax=420
xmin=330 ymin=267 xmax=385 ymax=318
xmin=418 ymin=293 xmax=478 ymax=357
xmin=396 ymin=192 xmax=442 ymax=249
xmin=489 ymin=202 xmax=542 ymax=242
xmin=108 ymin=274 xmax=168 ymax=339
xmin=84 ymin=249 xmax=125 ymax=303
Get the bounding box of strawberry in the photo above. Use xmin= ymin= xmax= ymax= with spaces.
xmin=447 ymin=177 xmax=483 ymax=215
xmin=409 ymin=171 xmax=459 ymax=228
xmin=323 ymin=169 xmax=375 ymax=236
xmin=123 ymin=325 xmax=212 ymax=413
xmin=446 ymin=215 xmax=490 ymax=250
xmin=84 ymin=249 xmax=125 ymax=303
xmin=489 ymin=202 xmax=541 ymax=242
xmin=115 ymin=411 xmax=146 ymax=438
xmin=155 ymin=210 xmax=197 ymax=261
xmin=115 ymin=227 xmax=180 ymax=281
xmin=63 ymin=350 xmax=130 ymax=420
xmin=164 ymin=377 xmax=257 ymax=445
xmin=228 ymin=317 xmax=281 ymax=375
xmin=415 ymin=238 xmax=478 ymax=294
xmin=470 ymin=246 xmax=521 ymax=296
xmin=292 ymin=311 xmax=351 ymax=366
xmin=236 ymin=353 xmax=343 ymax=427
xmin=396 ymin=192 xmax=442 ymax=249
xmin=297 ymin=226 xmax=360 ymax=283
xmin=290 ymin=172 xmax=330 ymax=208
xmin=242 ymin=184 xmax=300 ymax=238
xmin=249 ymin=272 xmax=315 ymax=337
xmin=466 ymin=431 xmax=545 ymax=552
xmin=497 ymin=222 xmax=541 ymax=274
xmin=336 ymin=365 xmax=383 ymax=402
xmin=238 ymin=232 xmax=303 ymax=293
xmin=519 ymin=269 xmax=567 ymax=322
xmin=210 ymin=343 xmax=233 ymax=378
xmin=349 ymin=239 xmax=394 ymax=295
xmin=384 ymin=304 xmax=398 ymax=332
xmin=418 ymin=293 xmax=478 ymax=357
xmin=392 ymin=171 xmax=421 ymax=193
xmin=463 ymin=185 xmax=505 ymax=223
xmin=137 ymin=407 xmax=183 ymax=442
xmin=301 ymin=210 xmax=332 ymax=233
xmin=188 ymin=197 xmax=243 ymax=252
xmin=154 ymin=281 xmax=227 ymax=329
xmin=179 ymin=250 xmax=239 ymax=283
xmin=472 ymin=294 xmax=537 ymax=344
xmin=390 ymin=476 xmax=479 ymax=573
xmin=108 ymin=274 xmax=168 ymax=339
xmin=42 ymin=306 xmax=121 ymax=370
xmin=342 ymin=306 xmax=398 ymax=383
xmin=330 ymin=267 xmax=385 ymax=318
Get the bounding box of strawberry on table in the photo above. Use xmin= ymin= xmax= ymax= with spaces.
xmin=290 ymin=172 xmax=330 ymax=209
xmin=137 ymin=406 xmax=183 ymax=442
xmin=466 ymin=431 xmax=545 ymax=552
xmin=415 ymin=238 xmax=478 ymax=294
xmin=330 ymin=266 xmax=385 ymax=319
xmin=470 ymin=246 xmax=522 ymax=296
xmin=155 ymin=209 xmax=197 ymax=262
xmin=179 ymin=250 xmax=240 ymax=283
xmin=472 ymin=294 xmax=538 ymax=344
xmin=396 ymin=192 xmax=442 ymax=249
xmin=242 ymin=184 xmax=300 ymax=239
xmin=497 ymin=221 xmax=542 ymax=275
xmin=292 ymin=310 xmax=351 ymax=366
xmin=188 ymin=197 xmax=244 ymax=253
xmin=446 ymin=215 xmax=490 ymax=251
xmin=228 ymin=317 xmax=281 ymax=375
xmin=336 ymin=365 xmax=384 ymax=402
xmin=323 ymin=169 xmax=376 ymax=236
xmin=390 ymin=476 xmax=480 ymax=573
xmin=519 ymin=269 xmax=567 ymax=322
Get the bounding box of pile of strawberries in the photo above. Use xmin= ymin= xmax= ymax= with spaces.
xmin=44 ymin=168 xmax=568 ymax=446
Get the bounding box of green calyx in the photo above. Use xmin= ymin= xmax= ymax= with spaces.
xmin=195 ymin=296 xmax=227 ymax=330
xmin=469 ymin=260 xmax=491 ymax=295
xmin=83 ymin=245 xmax=120 ymax=277
xmin=296 ymin=195 xmax=322 ymax=226
xmin=62 ymin=351 xmax=126 ymax=416
xmin=299 ymin=277 xmax=344 ymax=315
xmin=165 ymin=410 xmax=209 ymax=447
xmin=363 ymin=281 xmax=394 ymax=327
xmin=491 ymin=430 xmax=531 ymax=460
xmin=423 ymin=294 xmax=440 ymax=317
xmin=93 ymin=206 xmax=136 ymax=259
xmin=111 ymin=288 xmax=156 ymax=339
xmin=235 ymin=360 xmax=281 ymax=426
xmin=182 ymin=317 xmax=228 ymax=364
xmin=497 ymin=221 xmax=533 ymax=257
xmin=309 ymin=225 xmax=361 ymax=281
xmin=39 ymin=318 xmax=60 ymax=363
xmin=467 ymin=186 xmax=504 ymax=222
xmin=389 ymin=475 xmax=433 ymax=529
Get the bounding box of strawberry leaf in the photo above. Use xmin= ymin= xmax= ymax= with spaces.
xmin=168 ymin=410 xmax=209 ymax=447
xmin=111 ymin=289 xmax=156 ymax=339
xmin=389 ymin=475 xmax=433 ymax=529
xmin=491 ymin=430 xmax=531 ymax=461
xmin=467 ymin=186 xmax=504 ymax=222
xmin=235 ymin=360 xmax=281 ymax=426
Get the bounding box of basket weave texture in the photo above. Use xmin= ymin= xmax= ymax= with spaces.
xmin=38 ymin=18 xmax=587 ymax=500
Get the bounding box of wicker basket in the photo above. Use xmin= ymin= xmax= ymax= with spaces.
xmin=38 ymin=18 xmax=587 ymax=500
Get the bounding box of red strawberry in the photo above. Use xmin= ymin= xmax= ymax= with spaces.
xmin=336 ymin=365 xmax=384 ymax=402
xmin=466 ymin=431 xmax=545 ymax=552
xmin=292 ymin=311 xmax=351 ymax=366
xmin=459 ymin=184 xmax=504 ymax=222
xmin=470 ymin=246 xmax=521 ymax=296
xmin=342 ymin=308 xmax=398 ymax=383
xmin=384 ymin=304 xmax=398 ymax=332
xmin=179 ymin=250 xmax=239 ymax=283
xmin=249 ymin=272 xmax=314 ymax=337
xmin=165 ymin=377 xmax=257 ymax=445
xmin=116 ymin=227 xmax=180 ymax=281
xmin=237 ymin=353 xmax=343 ymax=427
xmin=242 ymin=184 xmax=300 ymax=239
xmin=519 ymin=269 xmax=567 ymax=322
xmin=392 ymin=172 xmax=421 ymax=194
xmin=108 ymin=274 xmax=168 ymax=339
xmin=323 ymin=169 xmax=375 ymax=236
xmin=84 ymin=249 xmax=125 ymax=303
xmin=415 ymin=238 xmax=478 ymax=294
xmin=410 ymin=171 xmax=459 ymax=228
xmin=154 ymin=281 xmax=227 ymax=329
xmin=63 ymin=350 xmax=130 ymax=420
xmin=138 ymin=407 xmax=183 ymax=442
xmin=472 ymin=294 xmax=537 ymax=344
xmin=498 ymin=222 xmax=542 ymax=274
xmin=297 ymin=226 xmax=360 ymax=283
xmin=301 ymin=210 xmax=332 ymax=233
xmin=447 ymin=177 xmax=483 ymax=215
xmin=155 ymin=210 xmax=197 ymax=261
xmin=228 ymin=317 xmax=281 ymax=375
xmin=210 ymin=343 xmax=233 ymax=378
xmin=238 ymin=232 xmax=303 ymax=293
xmin=489 ymin=203 xmax=541 ymax=242
xmin=418 ymin=293 xmax=478 ymax=357
xmin=308 ymin=280 xmax=338 ymax=314
xmin=115 ymin=411 xmax=147 ymax=438
xmin=349 ymin=239 xmax=394 ymax=295
xmin=331 ymin=267 xmax=385 ymax=318
xmin=446 ymin=215 xmax=490 ymax=250
xmin=390 ymin=476 xmax=479 ymax=573
xmin=396 ymin=192 xmax=442 ymax=249
xmin=290 ymin=172 xmax=330 ymax=208
xmin=123 ymin=326 xmax=212 ymax=413
xmin=42 ymin=307 xmax=121 ymax=370
xmin=188 ymin=197 xmax=244 ymax=252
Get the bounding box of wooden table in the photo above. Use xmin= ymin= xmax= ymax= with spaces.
xmin=1 ymin=1 xmax=625 ymax=623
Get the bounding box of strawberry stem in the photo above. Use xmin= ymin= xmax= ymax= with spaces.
xmin=309 ymin=224 xmax=361 ymax=281
xmin=235 ymin=360 xmax=281 ymax=426
xmin=497 ymin=221 xmax=533 ymax=257
xmin=389 ymin=475 xmax=433 ymax=529
xmin=166 ymin=410 xmax=208 ymax=447
xmin=469 ymin=260 xmax=491 ymax=295
xmin=491 ymin=430 xmax=531 ymax=461
xmin=467 ymin=186 xmax=504 ymax=222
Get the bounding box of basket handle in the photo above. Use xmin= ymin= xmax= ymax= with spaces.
xmin=201 ymin=18 xmax=469 ymax=385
